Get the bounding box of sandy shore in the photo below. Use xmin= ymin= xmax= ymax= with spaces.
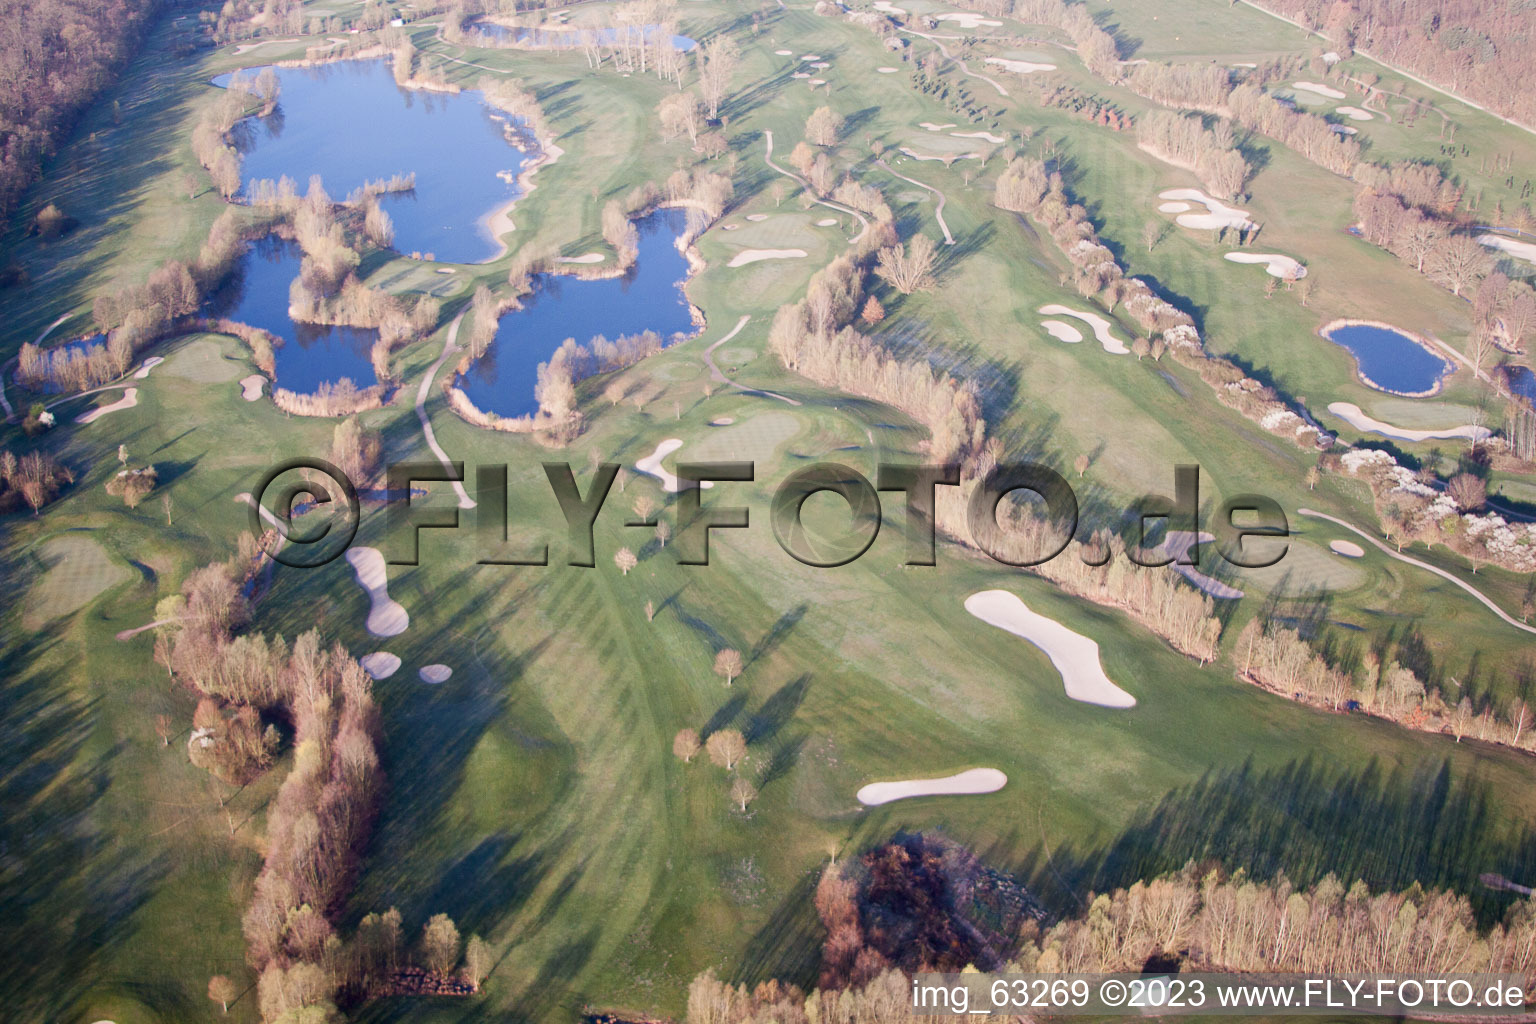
xmin=857 ymin=768 xmax=1007 ymax=806
xmin=965 ymin=590 xmax=1136 ymax=708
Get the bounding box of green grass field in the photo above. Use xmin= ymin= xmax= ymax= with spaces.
xmin=4 ymin=1 xmax=1536 ymax=1022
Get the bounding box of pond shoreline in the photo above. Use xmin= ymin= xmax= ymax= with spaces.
xmin=1317 ymin=317 xmax=1452 ymax=398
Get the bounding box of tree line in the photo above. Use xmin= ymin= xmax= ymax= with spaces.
xmin=1137 ymin=109 xmax=1251 ymax=200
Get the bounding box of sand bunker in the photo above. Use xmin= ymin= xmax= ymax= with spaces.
xmin=1158 ymin=201 xmax=1191 ymax=213
xmin=1336 ymin=106 xmax=1374 ymax=121
xmin=775 ymin=48 xmax=793 ymax=55
xmin=815 ymin=217 xmax=839 ymax=226
xmin=877 ymin=66 xmax=899 ymax=73
xmin=965 ymin=590 xmax=1136 ymax=708
xmin=636 ymin=438 xmax=716 ymax=493
xmin=709 ymin=417 xmax=736 ymax=426
xmin=857 ymin=767 xmax=1007 ymax=806
xmin=75 ymin=387 xmax=138 ymax=424
xmin=800 ymin=54 xmax=821 ymax=60
xmin=345 ymin=547 xmax=409 ymax=638
xmin=1326 ymin=401 xmax=1492 ymax=442
xmin=727 ymin=248 xmax=807 ymax=267
xmin=1478 ymin=233 xmax=1536 ymax=266
xmin=1329 ymin=540 xmax=1365 ymax=558
xmin=1041 ymin=319 xmax=1083 ymax=343
xmin=360 ymin=652 xmax=401 ymax=679
xmin=1293 ymin=81 xmax=1346 ymax=99
xmin=986 ymin=57 xmax=1056 ymax=73
xmin=240 ymin=375 xmax=266 ymax=401
xmin=746 ymin=213 xmax=770 ymax=221
xmin=919 ymin=122 xmax=958 ymax=131
xmin=133 ymin=356 xmax=164 ymax=379
xmin=810 ymin=61 xmax=829 ymax=68
xmin=1037 ymin=305 xmax=1129 ymax=354
xmin=871 ymin=0 xmax=906 ymax=13
xmin=1158 ymin=188 xmax=1256 ymax=231
xmin=721 ymin=224 xmax=740 ymax=231
xmin=934 ymin=12 xmax=1002 ymax=27
xmin=1159 ymin=531 xmax=1245 ymax=600
xmin=1224 ymin=252 xmax=1306 ymax=278
xmin=556 ymin=252 xmax=604 ymax=264
xmin=419 ymin=664 xmax=452 ymax=684
xmin=1331 ymin=124 xmax=1359 ymax=135
xmin=898 ymin=146 xmax=980 ymax=162
xmin=952 ymin=130 xmax=1008 ymax=143
xmin=791 ymin=72 xmax=811 ymax=79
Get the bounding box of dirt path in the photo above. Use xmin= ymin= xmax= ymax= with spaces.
xmin=116 ymin=618 xmax=175 ymax=642
xmin=1298 ymin=508 xmax=1536 ymax=637
xmin=762 ymin=130 xmax=870 ymax=245
xmin=702 ymin=314 xmax=801 ymax=405
xmin=875 ymin=158 xmax=955 ymax=244
xmin=416 ymin=313 xmax=478 ymax=509
xmin=898 ymin=28 xmax=1009 ymax=97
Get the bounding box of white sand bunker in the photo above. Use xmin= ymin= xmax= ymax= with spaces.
xmin=1158 ymin=201 xmax=1191 ymax=213
xmin=775 ymin=49 xmax=793 ymax=55
xmin=791 ymin=72 xmax=811 ymax=79
xmin=419 ymin=664 xmax=452 ymax=684
xmin=1159 ymin=188 xmax=1256 ymax=231
xmin=1037 ymin=305 xmax=1129 ymax=354
xmin=877 ymin=66 xmax=899 ymax=73
xmin=727 ymin=248 xmax=807 ymax=267
xmin=871 ymin=0 xmax=906 ymax=13
xmin=133 ymin=356 xmax=164 ymax=379
xmin=1329 ymin=540 xmax=1365 ymax=558
xmin=1159 ymin=531 xmax=1244 ymax=600
xmin=815 ymin=217 xmax=839 ymax=226
xmin=746 ymin=213 xmax=770 ymax=221
xmin=76 ymin=387 xmax=138 ymax=424
xmin=1224 ymin=252 xmax=1306 ymax=278
xmin=721 ymin=224 xmax=740 ymax=231
xmin=709 ymin=417 xmax=735 ymax=426
xmin=1331 ymin=124 xmax=1359 ymax=135
xmin=1327 ymin=401 xmax=1492 ymax=442
xmin=1478 ymin=233 xmax=1536 ymax=266
xmin=345 ymin=547 xmax=409 ymax=637
xmin=1336 ymin=105 xmax=1374 ymax=121
xmin=935 ymin=12 xmax=1001 ymax=27
xmin=1041 ymin=319 xmax=1083 ymax=343
xmin=952 ymin=130 xmax=1008 ymax=143
xmin=919 ymin=121 xmax=957 ymax=131
xmin=556 ymin=252 xmax=604 ymax=264
xmin=986 ymin=57 xmax=1056 ymax=73
xmin=1292 ymin=81 xmax=1346 ymax=99
xmin=857 ymin=768 xmax=1007 ymax=806
xmin=965 ymin=590 xmax=1136 ymax=708
xmin=240 ymin=374 xmax=266 ymax=401
xmin=636 ymin=438 xmax=716 ymax=493
xmin=899 ymin=146 xmax=980 ymax=162
xmin=360 ymin=652 xmax=401 ymax=679
xmin=800 ymin=54 xmax=821 ymax=60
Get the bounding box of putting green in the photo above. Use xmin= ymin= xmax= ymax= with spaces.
xmin=163 ymin=337 xmax=243 ymax=383
xmin=24 ymin=533 xmax=131 ymax=629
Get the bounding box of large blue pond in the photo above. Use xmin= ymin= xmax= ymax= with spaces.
xmin=207 ymin=237 xmax=379 ymax=394
xmin=217 ymin=59 xmax=532 ymax=264
xmin=457 ymin=208 xmax=694 ymax=419
xmin=1322 ymin=323 xmax=1453 ymax=396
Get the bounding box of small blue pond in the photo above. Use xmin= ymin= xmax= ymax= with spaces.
xmin=1509 ymin=365 xmax=1536 ymax=404
xmin=470 ymin=19 xmax=696 ymax=50
xmin=216 ymin=59 xmax=533 ymax=264
xmin=456 ymin=208 xmax=694 ymax=419
xmin=206 ymin=237 xmax=379 ymax=394
xmin=1322 ymin=323 xmax=1453 ymax=396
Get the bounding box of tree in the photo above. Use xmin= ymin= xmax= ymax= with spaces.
xmin=874 ymin=235 xmax=938 ymax=294
xmin=1073 ymin=454 xmax=1089 ymax=477
xmin=117 ymin=443 xmax=129 ymax=466
xmin=805 ymin=105 xmax=844 ymax=147
xmin=615 ymin=547 xmax=638 ymax=575
xmin=656 ymin=520 xmax=672 ymax=547
xmin=1305 ymin=465 xmax=1321 ymax=491
xmin=673 ymin=728 xmax=701 ymax=762
xmin=1429 ymin=235 xmax=1492 ymax=296
xmin=714 ymin=648 xmax=743 ymax=686
xmin=659 ymin=91 xmax=704 ymax=146
xmin=463 ymin=935 xmax=493 ymax=989
xmin=633 ymin=494 xmax=657 ymax=522
xmin=645 ymin=599 xmax=656 ymax=622
xmin=860 ymin=296 xmax=885 ymax=324
xmin=421 ymin=914 xmax=461 ymax=975
xmin=209 ymin=974 xmax=237 ymax=1014
xmin=706 ymin=728 xmax=746 ymax=769
xmin=155 ymin=714 xmax=174 ymax=746
xmin=730 ymin=774 xmax=758 ymax=811
xmin=1141 ymin=220 xmax=1163 ymax=252
xmin=789 ymin=141 xmax=816 ymax=179
xmin=1446 ymin=473 xmax=1486 ymax=511
xmin=696 ymin=35 xmax=741 ymax=120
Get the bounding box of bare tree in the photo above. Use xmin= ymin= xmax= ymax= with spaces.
xmin=696 ymin=35 xmax=741 ymax=120
xmin=805 ymin=105 xmax=845 ymax=147
xmin=1073 ymin=454 xmax=1089 ymax=478
xmin=874 ymin=235 xmax=938 ymax=294
xmin=730 ymin=774 xmax=758 ymax=811
xmin=714 ymin=648 xmax=743 ymax=686
xmin=656 ymin=520 xmax=672 ymax=547
xmin=1446 ymin=473 xmax=1487 ymax=511
xmin=615 ymin=547 xmax=638 ymax=575
xmin=209 ymin=975 xmax=237 ymax=1014
xmin=155 ymin=714 xmax=174 ymax=746
xmin=421 ymin=914 xmax=461 ymax=975
xmin=658 ymin=91 xmax=704 ymax=146
xmin=463 ymin=935 xmax=493 ymax=989
xmin=633 ymin=495 xmax=657 ymax=522
xmin=1429 ymin=235 xmax=1493 ymax=296
xmin=706 ymin=728 xmax=746 ymax=769
xmin=645 ymin=599 xmax=656 ymax=622
xmin=1141 ymin=220 xmax=1163 ymax=252
xmin=673 ymin=728 xmax=701 ymax=762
